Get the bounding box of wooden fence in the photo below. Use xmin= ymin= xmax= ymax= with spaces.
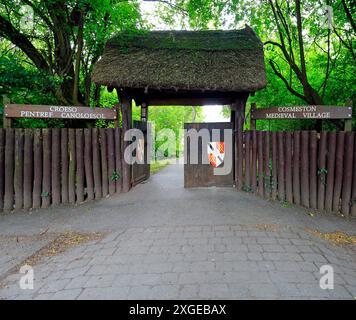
xmin=1 ymin=128 xmax=356 ymax=217
xmin=236 ymin=131 xmax=356 ymax=216
xmin=0 ymin=128 xmax=123 ymax=212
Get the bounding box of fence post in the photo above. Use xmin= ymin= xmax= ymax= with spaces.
xmin=300 ymin=131 xmax=310 ymax=208
xmin=2 ymin=96 xmax=12 ymax=128
xmin=3 ymin=128 xmax=14 ymax=212
xmin=61 ymin=128 xmax=69 ymax=204
xmin=325 ymin=132 xmax=336 ymax=212
xmin=23 ymin=129 xmax=34 ymax=210
xmin=42 ymin=129 xmax=51 ymax=208
xmin=119 ymin=92 xmax=132 ymax=193
xmin=0 ymin=129 xmax=4 ymax=211
xmin=84 ymin=128 xmax=94 ymax=201
xmin=309 ymin=131 xmax=318 ymax=209
xmin=341 ymin=132 xmax=354 ymax=216
xmin=92 ymin=128 xmax=102 ymax=199
xmin=76 ymin=129 xmax=84 ymax=203
xmin=250 ymin=103 xmax=256 ymax=130
xmin=277 ymin=132 xmax=285 ymax=201
xmin=14 ymin=129 xmax=24 ymax=210
xmin=33 ymin=129 xmax=42 ymax=209
xmin=51 ymin=128 xmax=61 ymax=206
xmin=317 ymin=132 xmax=327 ymax=211
xmin=332 ymin=132 xmax=345 ymax=212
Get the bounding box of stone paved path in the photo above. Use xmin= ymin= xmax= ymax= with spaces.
xmin=0 ymin=163 xmax=355 ymax=299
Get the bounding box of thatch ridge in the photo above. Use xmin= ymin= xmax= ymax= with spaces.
xmin=92 ymin=26 xmax=267 ymax=93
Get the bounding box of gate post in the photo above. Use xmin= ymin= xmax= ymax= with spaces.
xmin=141 ymin=102 xmax=148 ymax=122
xmin=232 ymin=95 xmax=248 ymax=191
xmin=117 ymin=90 xmax=132 ymax=193
xmin=2 ymin=96 xmax=12 ymax=128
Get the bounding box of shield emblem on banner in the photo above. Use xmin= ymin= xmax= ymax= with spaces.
xmin=207 ymin=142 xmax=225 ymax=168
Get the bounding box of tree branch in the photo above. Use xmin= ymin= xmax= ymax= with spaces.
xmin=0 ymin=15 xmax=49 ymax=72
xmin=269 ymin=59 xmax=306 ymax=101
xmin=341 ymin=0 xmax=356 ymax=34
xmin=143 ymin=0 xmax=188 ymax=14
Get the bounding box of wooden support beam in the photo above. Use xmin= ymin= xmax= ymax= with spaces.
xmin=141 ymin=102 xmax=148 ymax=122
xmin=232 ymin=95 xmax=248 ymax=190
xmin=250 ymin=103 xmax=256 ymax=130
xmin=344 ymin=119 xmax=352 ymax=132
xmin=117 ymin=90 xmax=132 ymax=193
xmin=3 ymin=96 xmax=12 ymax=128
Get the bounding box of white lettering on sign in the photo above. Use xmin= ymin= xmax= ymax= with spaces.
xmin=20 ymin=111 xmax=54 ymax=118
xmin=50 ymin=106 xmax=78 ymax=113
xmin=5 ymin=104 xmax=117 ymax=120
xmin=251 ymin=105 xmax=352 ymax=120
xmin=265 ymin=111 xmax=332 ymax=119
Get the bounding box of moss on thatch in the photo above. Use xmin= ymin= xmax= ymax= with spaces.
xmin=92 ymin=26 xmax=267 ymax=93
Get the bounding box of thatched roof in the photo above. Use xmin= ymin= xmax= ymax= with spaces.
xmin=92 ymin=26 xmax=267 ymax=93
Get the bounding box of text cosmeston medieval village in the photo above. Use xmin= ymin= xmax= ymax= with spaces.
xmin=265 ymin=106 xmax=331 ymax=119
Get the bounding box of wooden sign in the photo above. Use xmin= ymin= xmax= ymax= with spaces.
xmin=251 ymin=105 xmax=352 ymax=120
xmin=4 ymin=104 xmax=117 ymax=120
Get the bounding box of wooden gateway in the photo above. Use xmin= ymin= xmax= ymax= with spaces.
xmin=92 ymin=26 xmax=267 ymax=189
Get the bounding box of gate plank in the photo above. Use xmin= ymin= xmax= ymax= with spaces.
xmin=277 ymin=132 xmax=285 ymax=201
xmin=14 ymin=129 xmax=24 ymax=210
xmin=332 ymin=132 xmax=345 ymax=212
xmin=121 ymin=95 xmax=132 ymax=193
xmin=257 ymin=131 xmax=264 ymax=197
xmin=84 ymin=129 xmax=94 ymax=201
xmin=4 ymin=129 xmax=15 ymax=211
xmin=23 ymin=129 xmax=34 ymax=210
xmin=236 ymin=116 xmax=244 ymax=191
xmin=92 ymin=128 xmax=102 ymax=199
xmin=325 ymin=132 xmax=336 ymax=212
xmin=33 ymin=129 xmax=42 ymax=209
xmin=271 ymin=132 xmax=278 ymax=200
xmin=76 ymin=129 xmax=84 ymax=203
xmin=244 ymin=131 xmax=251 ymax=190
xmin=42 ymin=129 xmax=51 ymax=208
xmin=68 ymin=129 xmax=76 ymax=204
xmin=285 ymin=132 xmax=293 ymax=203
xmin=309 ymin=131 xmax=318 ymax=209
xmin=107 ymin=128 xmax=116 ymax=195
xmin=317 ymin=131 xmax=327 ymax=211
xmin=251 ymin=130 xmax=257 ymax=192
xmin=115 ymin=128 xmax=122 ymax=193
xmin=300 ymin=131 xmax=310 ymax=208
xmin=51 ymin=128 xmax=61 ymax=206
xmin=351 ymin=137 xmax=356 ymax=217
xmin=100 ymin=128 xmax=108 ymax=197
xmin=263 ymin=131 xmax=271 ymax=198
xmin=0 ymin=129 xmax=5 ymax=211
xmin=292 ymin=131 xmax=301 ymax=205
xmin=61 ymin=128 xmax=68 ymax=204
xmin=341 ymin=132 xmax=354 ymax=216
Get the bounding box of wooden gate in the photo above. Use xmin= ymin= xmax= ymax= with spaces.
xmin=132 ymin=120 xmax=150 ymax=186
xmin=184 ymin=122 xmax=234 ymax=188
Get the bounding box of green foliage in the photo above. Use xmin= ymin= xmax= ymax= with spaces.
xmin=110 ymin=170 xmax=120 ymax=181
xmin=150 ymin=160 xmax=171 ymax=174
xmin=156 ymin=0 xmax=355 ymax=131
xmin=149 ymin=104 xmax=204 ymax=157
xmin=0 ymin=0 xmax=355 ymax=132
